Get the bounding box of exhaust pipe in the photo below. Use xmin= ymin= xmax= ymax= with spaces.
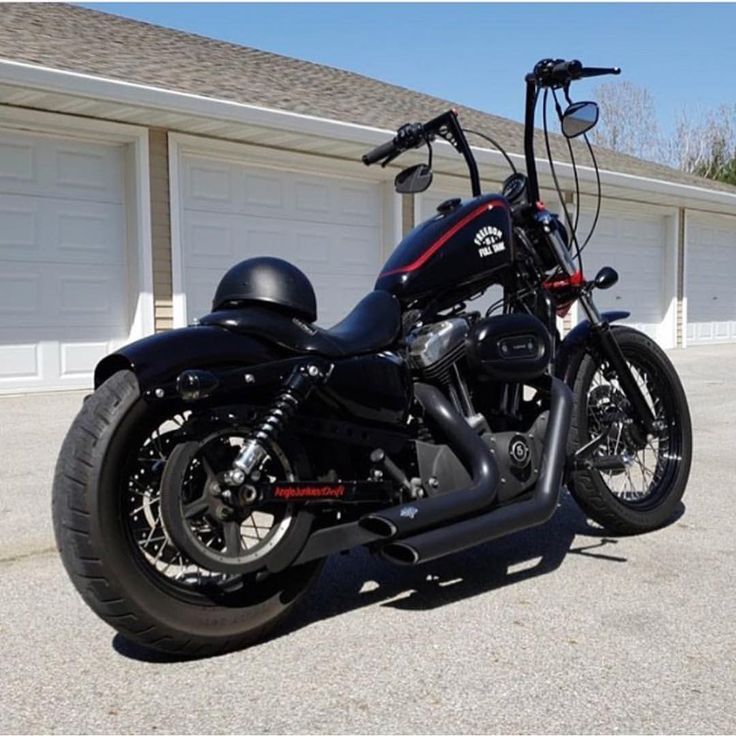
xmin=382 ymin=376 xmax=573 ymax=565
xmin=360 ymin=383 xmax=500 ymax=539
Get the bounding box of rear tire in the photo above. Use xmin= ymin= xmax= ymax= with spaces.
xmin=568 ymin=327 xmax=692 ymax=535
xmin=52 ymin=370 xmax=322 ymax=657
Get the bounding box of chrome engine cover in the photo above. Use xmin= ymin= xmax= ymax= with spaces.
xmin=408 ymin=318 xmax=468 ymax=382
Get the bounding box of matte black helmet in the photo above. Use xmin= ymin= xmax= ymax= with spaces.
xmin=212 ymin=257 xmax=317 ymax=323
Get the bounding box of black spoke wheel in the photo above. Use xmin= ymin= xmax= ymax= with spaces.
xmin=53 ymin=371 xmax=323 ymax=657
xmin=569 ymin=327 xmax=692 ymax=534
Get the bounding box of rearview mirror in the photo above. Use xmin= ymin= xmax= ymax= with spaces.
xmin=395 ymin=164 xmax=433 ymax=194
xmin=561 ymin=101 xmax=599 ymax=139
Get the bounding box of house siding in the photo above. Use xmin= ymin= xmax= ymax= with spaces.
xmin=402 ymin=193 xmax=414 ymax=236
xmin=149 ymin=128 xmax=173 ymax=331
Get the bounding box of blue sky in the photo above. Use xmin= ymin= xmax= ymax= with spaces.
xmin=85 ymin=3 xmax=735 ymax=133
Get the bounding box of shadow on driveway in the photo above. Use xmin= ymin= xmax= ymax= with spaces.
xmin=112 ymin=491 xmax=663 ymax=663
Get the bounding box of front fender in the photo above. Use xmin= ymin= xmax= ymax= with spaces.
xmin=555 ymin=310 xmax=630 ymax=387
xmin=94 ymin=325 xmax=284 ymax=390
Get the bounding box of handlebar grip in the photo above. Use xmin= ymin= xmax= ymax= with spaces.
xmin=550 ymin=59 xmax=583 ymax=82
xmin=362 ymin=139 xmax=398 ymax=166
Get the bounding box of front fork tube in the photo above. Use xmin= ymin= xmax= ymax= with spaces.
xmin=538 ymin=209 xmax=655 ymax=435
xmin=578 ymin=293 xmax=655 ymax=434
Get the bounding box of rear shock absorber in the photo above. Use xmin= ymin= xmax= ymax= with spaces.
xmin=223 ymin=360 xmax=331 ymax=486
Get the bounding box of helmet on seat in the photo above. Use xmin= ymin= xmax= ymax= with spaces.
xmin=212 ymin=257 xmax=317 ymax=323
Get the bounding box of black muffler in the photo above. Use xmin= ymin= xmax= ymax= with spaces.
xmin=381 ymin=376 xmax=572 ymax=565
xmin=359 ymin=382 xmax=500 ymax=539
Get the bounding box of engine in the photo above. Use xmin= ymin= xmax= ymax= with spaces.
xmin=406 ymin=312 xmax=553 ymax=504
xmin=407 ymin=312 xmax=551 ymax=384
xmin=408 ymin=317 xmax=468 ymax=383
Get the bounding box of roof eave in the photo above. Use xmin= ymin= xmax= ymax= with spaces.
xmin=1 ymin=57 xmax=735 ymax=212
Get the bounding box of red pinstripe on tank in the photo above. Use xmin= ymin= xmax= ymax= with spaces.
xmin=380 ymin=200 xmax=508 ymax=278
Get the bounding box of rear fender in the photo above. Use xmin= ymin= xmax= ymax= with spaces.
xmin=94 ymin=325 xmax=284 ymax=390
xmin=556 ymin=311 xmax=630 ymax=387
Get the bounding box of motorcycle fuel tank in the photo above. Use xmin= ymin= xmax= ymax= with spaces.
xmin=375 ymin=194 xmax=513 ymax=303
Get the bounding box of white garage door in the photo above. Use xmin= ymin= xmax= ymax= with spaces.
xmin=577 ymin=208 xmax=669 ymax=344
xmin=686 ymin=216 xmax=736 ymax=344
xmin=178 ymin=153 xmax=384 ymax=327
xmin=0 ymin=128 xmax=129 ymax=393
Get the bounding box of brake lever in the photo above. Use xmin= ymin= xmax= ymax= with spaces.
xmin=380 ymin=150 xmax=402 ymax=168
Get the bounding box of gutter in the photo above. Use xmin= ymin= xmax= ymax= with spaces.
xmin=1 ymin=57 xmax=736 ymax=211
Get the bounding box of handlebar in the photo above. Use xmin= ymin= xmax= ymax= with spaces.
xmin=362 ymin=122 xmax=426 ymax=167
xmin=532 ymin=58 xmax=621 ymax=88
xmin=579 ymin=65 xmax=622 ymax=79
xmin=362 ymin=110 xmax=482 ymax=197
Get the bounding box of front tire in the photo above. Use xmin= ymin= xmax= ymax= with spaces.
xmin=568 ymin=327 xmax=692 ymax=534
xmin=52 ymin=370 xmax=322 ymax=657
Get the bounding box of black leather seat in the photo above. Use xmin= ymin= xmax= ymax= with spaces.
xmin=199 ymin=290 xmax=402 ymax=358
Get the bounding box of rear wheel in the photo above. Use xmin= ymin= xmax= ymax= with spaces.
xmin=569 ymin=327 xmax=692 ymax=534
xmin=52 ymin=370 xmax=322 ymax=657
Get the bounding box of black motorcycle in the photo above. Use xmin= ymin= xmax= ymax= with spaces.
xmin=53 ymin=59 xmax=692 ymax=656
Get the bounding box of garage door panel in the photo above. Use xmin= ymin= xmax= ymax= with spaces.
xmin=0 ymin=342 xmax=41 ymax=382
xmin=0 ymin=198 xmax=36 ymax=253
xmin=686 ymin=219 xmax=736 ymax=343
xmin=56 ymin=205 xmax=125 ymax=261
xmin=183 ymin=156 xmax=381 ymax=227
xmin=183 ymin=210 xmax=380 ymax=272
xmin=184 ymin=213 xmax=238 ymax=260
xmin=687 ymin=320 xmax=735 ymax=343
xmin=0 ymin=130 xmax=123 ymax=204
xmin=0 ymin=194 xmax=124 ymax=265
xmin=56 ymin=271 xmax=127 ymax=324
xmin=0 ymin=137 xmax=35 ymax=182
xmin=0 ymin=270 xmax=39 ymax=315
xmin=59 ymin=341 xmax=113 ymax=378
xmin=0 ymin=260 xmax=127 ymax=329
xmin=185 ymin=159 xmax=236 ymax=207
xmin=0 ymin=339 xmax=113 ymax=386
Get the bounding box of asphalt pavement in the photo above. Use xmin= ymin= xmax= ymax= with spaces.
xmin=1 ymin=345 xmax=734 ymax=734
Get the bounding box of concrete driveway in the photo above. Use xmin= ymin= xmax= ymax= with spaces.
xmin=1 ymin=345 xmax=735 ymax=734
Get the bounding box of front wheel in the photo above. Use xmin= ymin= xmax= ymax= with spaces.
xmin=568 ymin=327 xmax=692 ymax=534
xmin=52 ymin=370 xmax=322 ymax=658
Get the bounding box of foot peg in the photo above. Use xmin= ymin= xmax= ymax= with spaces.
xmin=370 ymin=449 xmax=416 ymax=497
